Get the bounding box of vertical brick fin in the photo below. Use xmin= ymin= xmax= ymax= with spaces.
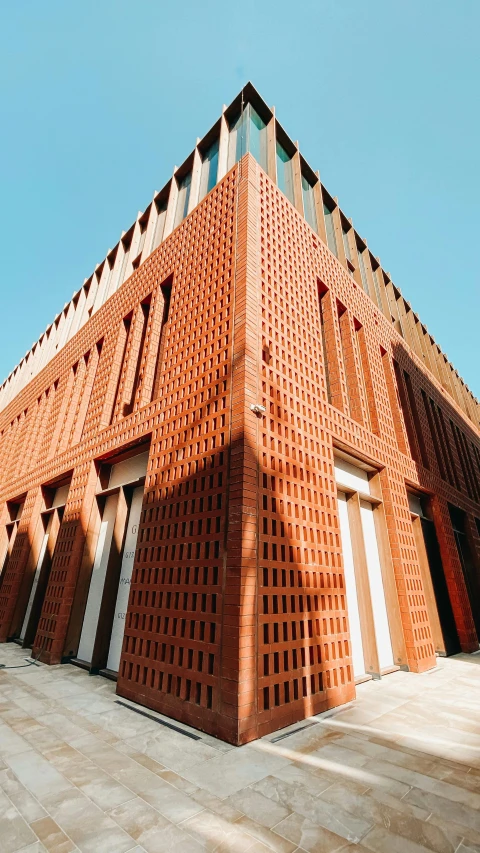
xmin=421 ymin=390 xmax=447 ymax=481
xmin=380 ymin=349 xmax=408 ymax=454
xmin=37 ymin=380 xmax=59 ymax=462
xmin=149 ymin=280 xmax=173 ymax=403
xmin=472 ymin=443 xmax=480 ymax=492
xmin=111 ymin=308 xmax=141 ymax=423
xmin=337 ymin=306 xmax=364 ymax=425
xmin=462 ymin=435 xmax=479 ymax=502
xmin=120 ymin=298 xmax=151 ymax=418
xmin=137 ymin=283 xmax=170 ymax=408
xmin=47 ymin=370 xmax=75 ymax=459
xmin=392 ymin=360 xmax=420 ymax=463
xmin=11 ymin=409 xmax=30 ymax=480
xmin=71 ymin=341 xmax=103 ymax=445
xmin=24 ymin=391 xmax=49 ymax=473
xmin=1 ymin=420 xmax=16 ymax=483
xmin=103 ymin=314 xmax=132 ymax=427
xmin=403 ymin=371 xmax=430 ymax=469
xmin=431 ymin=496 xmax=478 ymax=652
xmin=58 ymin=358 xmax=88 ymax=454
xmin=355 ymin=323 xmax=380 ymax=435
xmin=5 ymin=415 xmax=23 ymax=483
xmin=318 ymin=284 xmax=348 ymax=413
xmin=437 ymin=407 xmax=460 ymax=489
xmin=378 ymin=468 xmax=436 ymax=672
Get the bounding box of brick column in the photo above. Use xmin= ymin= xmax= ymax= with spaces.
xmin=379 ymin=468 xmax=437 ymax=673
xmin=219 ymin=154 xmax=261 ymax=744
xmin=431 ymin=496 xmax=478 ymax=651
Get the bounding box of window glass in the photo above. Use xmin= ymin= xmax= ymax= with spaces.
xmin=323 ymin=201 xmax=338 ymax=257
xmin=228 ymin=104 xmax=267 ymax=171
xmin=371 ymin=265 xmax=383 ymax=306
xmin=276 ymin=141 xmax=294 ymax=204
xmin=206 ymin=139 xmax=219 ymax=193
xmin=301 ymin=174 xmax=318 ymax=232
xmin=199 ymin=139 xmax=219 ymax=200
xmin=151 ymin=200 xmax=167 ymax=252
xmin=357 ymin=246 xmax=369 ymax=294
xmin=174 ymin=172 xmax=191 ymax=228
xmin=235 ymin=111 xmax=248 ymax=163
xmin=117 ymin=238 xmax=131 ymax=287
xmin=248 ymin=105 xmax=267 ymax=171
xmin=227 ymin=111 xmax=242 ymax=170
xmin=342 ymin=228 xmax=351 ymax=262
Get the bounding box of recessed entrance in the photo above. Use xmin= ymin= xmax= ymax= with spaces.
xmin=408 ymin=493 xmax=460 ymax=657
xmin=449 ymin=504 xmax=480 ymax=643
xmin=335 ymin=456 xmax=396 ymax=681
xmin=337 ymin=491 xmax=366 ymax=678
xmin=75 ymin=449 xmax=148 ymax=676
xmin=18 ymin=484 xmax=70 ymax=649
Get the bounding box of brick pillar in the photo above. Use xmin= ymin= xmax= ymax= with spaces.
xmin=338 ymin=308 xmax=364 ymax=425
xmin=219 ymin=153 xmax=261 ymax=744
xmin=379 ymin=468 xmax=437 ymax=673
xmin=431 ymin=496 xmax=478 ymax=651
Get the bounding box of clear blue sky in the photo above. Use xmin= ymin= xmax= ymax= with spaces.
xmin=1 ymin=1 xmax=478 ymax=396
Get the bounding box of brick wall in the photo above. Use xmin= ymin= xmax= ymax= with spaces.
xmin=0 ymin=154 xmax=478 ymax=743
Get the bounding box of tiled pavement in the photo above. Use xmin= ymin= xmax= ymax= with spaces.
xmin=0 ymin=645 xmax=480 ymax=853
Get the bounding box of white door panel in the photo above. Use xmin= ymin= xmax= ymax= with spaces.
xmin=337 ymin=492 xmax=366 ymax=678
xmin=360 ymin=500 xmax=394 ymax=670
xmin=106 ymin=486 xmax=143 ymax=673
xmin=77 ymin=494 xmax=118 ymax=664
xmin=20 ymin=516 xmax=53 ymax=642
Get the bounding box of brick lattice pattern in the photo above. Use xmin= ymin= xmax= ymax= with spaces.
xmin=0 ymin=155 xmax=479 ymax=744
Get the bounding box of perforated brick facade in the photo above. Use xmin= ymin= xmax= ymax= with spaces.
xmin=1 ymin=90 xmax=479 ymax=744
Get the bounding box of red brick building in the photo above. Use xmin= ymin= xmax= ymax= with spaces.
xmin=0 ymin=84 xmax=479 ymax=744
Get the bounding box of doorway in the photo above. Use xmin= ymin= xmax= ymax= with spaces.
xmin=408 ymin=493 xmax=460 ymax=657
xmin=75 ymin=449 xmax=148 ymax=676
xmin=335 ymin=456 xmax=396 ymax=680
xmin=449 ymin=504 xmax=480 ymax=643
xmin=19 ymin=484 xmax=70 ymax=648
xmin=337 ymin=491 xmax=366 ymax=678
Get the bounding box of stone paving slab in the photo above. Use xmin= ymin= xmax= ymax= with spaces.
xmin=0 ymin=644 xmax=479 ymax=852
